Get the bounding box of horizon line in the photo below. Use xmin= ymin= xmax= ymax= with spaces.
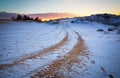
xmin=1 ymin=11 xmax=119 ymax=16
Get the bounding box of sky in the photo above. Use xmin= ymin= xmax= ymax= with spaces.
xmin=0 ymin=0 xmax=120 ymax=16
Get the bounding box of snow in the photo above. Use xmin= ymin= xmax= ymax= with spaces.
xmin=0 ymin=22 xmax=66 ymax=64
xmin=0 ymin=21 xmax=78 ymax=78
xmin=0 ymin=20 xmax=120 ymax=78
xmin=71 ymin=22 xmax=120 ymax=78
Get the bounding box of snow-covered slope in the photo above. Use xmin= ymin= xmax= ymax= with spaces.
xmin=71 ymin=14 xmax=120 ymax=26
xmin=0 ymin=21 xmax=67 ymax=64
xmin=0 ymin=21 xmax=79 ymax=78
xmin=70 ymin=22 xmax=120 ymax=78
xmin=0 ymin=20 xmax=120 ymax=78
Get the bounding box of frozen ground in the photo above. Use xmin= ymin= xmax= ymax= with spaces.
xmin=0 ymin=20 xmax=120 ymax=78
xmin=70 ymin=22 xmax=120 ymax=78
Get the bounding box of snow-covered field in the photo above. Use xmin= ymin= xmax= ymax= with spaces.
xmin=70 ymin=22 xmax=120 ymax=78
xmin=0 ymin=20 xmax=120 ymax=78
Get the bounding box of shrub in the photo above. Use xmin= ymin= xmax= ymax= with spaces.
xmin=11 ymin=17 xmax=15 ymax=20
xmin=71 ymin=21 xmax=74 ymax=23
xmin=11 ymin=14 xmax=42 ymax=22
xmin=16 ymin=15 xmax=23 ymax=20
xmin=53 ymin=21 xmax=59 ymax=24
xmin=23 ymin=15 xmax=31 ymax=20
xmin=108 ymin=28 xmax=115 ymax=31
xmin=97 ymin=29 xmax=104 ymax=32
xmin=34 ymin=17 xmax=42 ymax=22
xmin=35 ymin=17 xmax=39 ymax=21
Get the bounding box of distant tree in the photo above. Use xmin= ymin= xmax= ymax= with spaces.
xmin=39 ymin=18 xmax=42 ymax=22
xmin=30 ymin=18 xmax=34 ymax=20
xmin=34 ymin=17 xmax=42 ymax=22
xmin=23 ymin=15 xmax=30 ymax=20
xmin=11 ymin=16 xmax=15 ymax=20
xmin=23 ymin=15 xmax=27 ymax=20
xmin=16 ymin=15 xmax=23 ymax=20
xmin=35 ymin=17 xmax=39 ymax=21
xmin=12 ymin=15 xmax=42 ymax=22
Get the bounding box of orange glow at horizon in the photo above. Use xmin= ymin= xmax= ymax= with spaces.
xmin=29 ymin=11 xmax=120 ymax=21
xmin=41 ymin=16 xmax=75 ymax=21
xmin=30 ymin=13 xmax=76 ymax=21
xmin=36 ymin=12 xmax=120 ymax=21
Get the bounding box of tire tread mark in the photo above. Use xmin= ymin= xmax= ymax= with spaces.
xmin=0 ymin=32 xmax=69 ymax=69
xmin=30 ymin=31 xmax=89 ymax=78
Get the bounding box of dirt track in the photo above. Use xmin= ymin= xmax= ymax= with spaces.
xmin=30 ymin=30 xmax=88 ymax=78
xmin=0 ymin=31 xmax=69 ymax=68
xmin=0 ymin=25 xmax=89 ymax=78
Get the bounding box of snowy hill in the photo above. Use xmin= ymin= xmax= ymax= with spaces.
xmin=71 ymin=14 xmax=120 ymax=26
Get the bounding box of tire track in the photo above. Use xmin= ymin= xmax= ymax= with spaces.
xmin=30 ymin=31 xmax=89 ymax=78
xmin=0 ymin=31 xmax=69 ymax=69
